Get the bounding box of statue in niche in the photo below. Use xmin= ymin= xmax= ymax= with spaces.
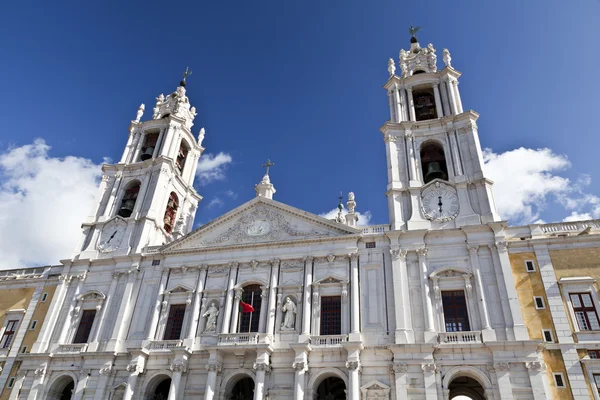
xmin=203 ymin=303 xmax=219 ymax=333
xmin=280 ymin=297 xmax=297 ymax=330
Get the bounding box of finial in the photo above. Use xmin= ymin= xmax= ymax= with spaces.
xmin=262 ymin=159 xmax=275 ymax=176
xmin=387 ymin=58 xmax=396 ymax=76
xmin=180 ymin=67 xmax=192 ymax=87
xmin=135 ymin=104 xmax=145 ymax=123
xmin=198 ymin=128 xmax=206 ymax=146
xmin=443 ymin=48 xmax=452 ymax=68
xmin=408 ymin=25 xmax=421 ymax=43
xmin=338 ymin=192 xmax=343 ymax=211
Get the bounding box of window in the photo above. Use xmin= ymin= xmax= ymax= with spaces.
xmin=20 ymin=345 xmax=27 ymax=353
xmin=525 ymin=260 xmax=536 ymax=272
xmin=7 ymin=377 xmax=15 ymax=389
xmin=175 ymin=142 xmax=189 ymax=174
xmin=542 ymin=329 xmax=554 ymax=342
xmin=534 ymin=296 xmax=546 ymax=310
xmin=239 ymin=285 xmax=263 ymax=333
xmin=30 ymin=320 xmax=37 ymax=330
xmin=118 ymin=181 xmax=140 ymax=218
xmin=320 ymin=296 xmax=342 ymax=335
xmin=594 ymin=374 xmax=600 ymax=394
xmin=553 ymin=373 xmax=565 ymax=388
xmin=152 ymin=260 xmax=161 ymax=266
xmin=588 ymin=350 xmax=600 ymax=359
xmin=365 ymin=242 xmax=376 ymax=249
xmin=73 ymin=310 xmax=97 ymax=344
xmin=140 ymin=131 xmax=159 ymax=161
xmin=413 ymin=88 xmax=438 ymax=121
xmin=163 ymin=192 xmax=179 ymax=233
xmin=442 ymin=290 xmax=471 ymax=332
xmin=1 ymin=320 xmax=19 ymax=348
xmin=570 ymin=293 xmax=600 ymax=331
xmin=163 ymin=304 xmax=186 ymax=340
xmin=420 ymin=142 xmax=448 ymax=183
xmin=41 ymin=292 xmax=48 ymax=302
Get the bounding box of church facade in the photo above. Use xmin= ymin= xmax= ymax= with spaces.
xmin=2 ymin=34 xmax=600 ymax=400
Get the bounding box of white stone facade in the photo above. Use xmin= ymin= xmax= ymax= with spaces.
xmin=8 ymin=38 xmax=551 ymax=400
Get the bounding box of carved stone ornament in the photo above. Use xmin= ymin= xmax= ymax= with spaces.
xmin=16 ymin=370 xmax=27 ymax=379
xmin=327 ymin=254 xmax=336 ymax=263
xmin=493 ymin=362 xmax=510 ymax=372
xmin=253 ymin=362 xmax=271 ymax=372
xmin=280 ymin=260 xmax=304 ymax=270
xmin=206 ymin=362 xmax=222 ymax=373
xmin=421 ymin=363 xmax=436 ymax=373
xmin=390 ymin=248 xmax=407 ymax=260
xmin=79 ymin=369 xmax=91 ymax=378
xmin=417 ymin=247 xmax=428 ymax=257
xmin=421 ymin=181 xmax=460 ymax=222
xmin=126 ymin=364 xmax=139 ymax=373
xmin=99 ymin=366 xmax=113 ymax=376
xmin=194 ymin=205 xmax=323 ymax=247
xmin=495 ymin=241 xmax=508 ymax=252
xmin=467 ymin=245 xmax=479 ymax=254
xmin=525 ymin=361 xmax=544 ymax=372
xmin=34 ymin=367 xmax=46 ymax=377
xmin=392 ymin=363 xmax=408 ymax=373
xmin=346 ymin=361 xmax=361 ymax=371
xmin=170 ymin=362 xmax=187 ymax=373
xmin=293 ymin=361 xmax=308 ymax=372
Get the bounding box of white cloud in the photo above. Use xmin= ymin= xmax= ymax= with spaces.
xmin=563 ymin=212 xmax=593 ymax=222
xmin=207 ymin=197 xmax=224 ymax=208
xmin=223 ymin=189 xmax=238 ymax=199
xmin=0 ymin=139 xmax=101 ymax=269
xmin=196 ymin=152 xmax=233 ymax=184
xmin=320 ymin=205 xmax=372 ymax=226
xmin=484 ymin=147 xmax=600 ymax=224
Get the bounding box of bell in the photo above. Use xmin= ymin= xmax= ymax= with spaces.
xmin=424 ymin=161 xmax=447 ymax=183
xmin=140 ymin=147 xmax=154 ymax=161
xmin=118 ymin=199 xmax=136 ymax=218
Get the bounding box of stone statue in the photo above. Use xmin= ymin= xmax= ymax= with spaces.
xmin=387 ymin=58 xmax=396 ymax=76
xmin=198 ymin=127 xmax=205 ymax=146
xmin=135 ymin=104 xmax=145 ymax=122
xmin=443 ymin=48 xmax=452 ymax=67
xmin=203 ymin=303 xmax=219 ymax=333
xmin=281 ymin=297 xmax=296 ymax=330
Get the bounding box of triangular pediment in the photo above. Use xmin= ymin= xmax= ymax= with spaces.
xmin=163 ymin=197 xmax=361 ymax=252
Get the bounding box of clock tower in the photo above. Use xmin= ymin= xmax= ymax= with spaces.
xmin=73 ymin=76 xmax=204 ymax=259
xmin=382 ymin=31 xmax=500 ymax=230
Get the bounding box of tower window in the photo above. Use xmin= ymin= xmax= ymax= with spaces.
xmin=239 ymin=285 xmax=263 ymax=333
xmin=73 ymin=310 xmax=97 ymax=343
xmin=118 ymin=181 xmax=140 ymax=218
xmin=163 ymin=304 xmax=186 ymax=340
xmin=176 ymin=142 xmax=189 ymax=174
xmin=413 ymin=88 xmax=437 ymax=121
xmin=442 ymin=290 xmax=470 ymax=332
xmin=163 ymin=192 xmax=179 ymax=233
xmin=140 ymin=131 xmax=159 ymax=161
xmin=420 ymin=141 xmax=448 ymax=183
xmin=320 ymin=296 xmax=342 ymax=335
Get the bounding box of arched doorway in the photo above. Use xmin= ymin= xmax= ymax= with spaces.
xmin=47 ymin=376 xmax=75 ymax=400
xmin=228 ymin=377 xmax=255 ymax=400
xmin=146 ymin=377 xmax=171 ymax=400
xmin=449 ymin=376 xmax=486 ymax=400
xmin=316 ymin=377 xmax=346 ymax=400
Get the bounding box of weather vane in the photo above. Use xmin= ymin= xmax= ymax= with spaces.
xmin=408 ymin=25 xmax=421 ymax=42
xmin=338 ymin=191 xmax=343 ymax=211
xmin=180 ymin=67 xmax=192 ymax=87
xmin=262 ymin=159 xmax=274 ymax=175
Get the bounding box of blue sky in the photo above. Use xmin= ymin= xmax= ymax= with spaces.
xmin=1 ymin=0 xmax=600 ymax=267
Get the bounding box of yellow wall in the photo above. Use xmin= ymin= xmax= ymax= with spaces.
xmin=0 ymin=361 xmax=21 ymax=400
xmin=0 ymin=288 xmax=34 ymax=330
xmin=20 ymin=285 xmax=57 ymax=353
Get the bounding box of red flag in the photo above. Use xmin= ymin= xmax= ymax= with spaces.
xmin=239 ymin=301 xmax=255 ymax=313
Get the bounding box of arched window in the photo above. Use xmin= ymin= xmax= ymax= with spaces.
xmin=163 ymin=192 xmax=179 ymax=233
xmin=420 ymin=141 xmax=448 ymax=183
xmin=413 ymin=88 xmax=438 ymax=121
xmin=140 ymin=131 xmax=159 ymax=161
xmin=118 ymin=181 xmax=140 ymax=218
xmin=239 ymin=285 xmax=262 ymax=333
xmin=176 ymin=141 xmax=190 ymax=174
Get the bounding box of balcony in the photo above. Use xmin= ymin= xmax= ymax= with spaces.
xmin=311 ymin=335 xmax=348 ymax=347
xmin=439 ymin=331 xmax=482 ymax=344
xmin=56 ymin=343 xmax=88 ymax=354
xmin=360 ymin=225 xmax=390 ymax=234
xmin=218 ymin=333 xmax=259 ymax=346
xmin=147 ymin=340 xmax=184 ymax=352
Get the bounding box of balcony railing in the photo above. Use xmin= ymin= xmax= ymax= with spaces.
xmin=539 ymin=220 xmax=600 ymax=235
xmin=360 ymin=225 xmax=390 ymax=234
xmin=56 ymin=343 xmax=88 ymax=354
xmin=147 ymin=340 xmax=184 ymax=351
xmin=439 ymin=331 xmax=482 ymax=344
xmin=311 ymin=335 xmax=348 ymax=347
xmin=218 ymin=333 xmax=259 ymax=345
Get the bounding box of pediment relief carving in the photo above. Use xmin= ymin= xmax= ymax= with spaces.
xmin=361 ymin=380 xmax=391 ymax=400
xmin=165 ymin=285 xmax=193 ymax=294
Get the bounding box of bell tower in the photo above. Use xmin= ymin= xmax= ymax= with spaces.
xmin=73 ymin=72 xmax=204 ymax=259
xmin=382 ymin=28 xmax=500 ymax=230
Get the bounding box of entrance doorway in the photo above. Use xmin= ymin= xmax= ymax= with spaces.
xmin=316 ymin=377 xmax=346 ymax=400
xmin=229 ymin=377 xmax=255 ymax=400
xmin=449 ymin=376 xmax=486 ymax=400
xmin=148 ymin=377 xmax=171 ymax=400
xmin=47 ymin=376 xmax=75 ymax=400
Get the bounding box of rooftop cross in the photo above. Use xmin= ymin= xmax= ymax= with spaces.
xmin=262 ymin=159 xmax=274 ymax=176
xmin=338 ymin=192 xmax=343 ymax=211
xmin=180 ymin=67 xmax=192 ymax=87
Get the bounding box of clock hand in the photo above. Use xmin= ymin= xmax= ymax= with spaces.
xmin=106 ymin=230 xmax=117 ymax=243
xmin=438 ymin=196 xmax=443 ymax=214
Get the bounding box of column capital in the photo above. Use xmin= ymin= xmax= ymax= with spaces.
xmin=492 ymin=362 xmax=510 ymax=372
xmin=303 ymin=256 xmax=314 ymax=263
xmin=253 ymin=362 xmax=271 ymax=372
xmin=228 ymin=262 xmax=239 ymax=269
xmin=390 ymin=248 xmax=407 ymax=260
xmin=421 ymin=363 xmax=437 ymax=374
xmin=417 ymin=247 xmax=428 ymax=257
xmin=404 ymin=130 xmax=413 ymax=139
xmin=34 ymin=367 xmax=46 ymax=377
xmin=349 ymin=252 xmax=359 ymax=262
xmin=79 ymin=369 xmax=91 ymax=379
xmin=346 ymin=361 xmax=361 ymax=371
xmin=206 ymin=362 xmax=222 ymax=373
xmin=525 ymin=361 xmax=544 ymax=372
xmin=391 ymin=363 xmax=408 ymax=373
xmin=495 ymin=241 xmax=508 ymax=252
xmin=126 ymin=364 xmax=141 ymax=375
xmin=16 ymin=370 xmax=28 ymax=379
xmin=270 ymin=258 xmax=280 ymax=267
xmin=467 ymin=244 xmax=479 ymax=254
xmin=99 ymin=366 xmax=113 ymax=376
xmin=170 ymin=362 xmax=187 ymax=373
xmin=292 ymin=361 xmax=308 ymax=373
xmin=383 ymin=133 xmax=397 ymax=143
xmin=234 ymin=287 xmax=243 ymax=300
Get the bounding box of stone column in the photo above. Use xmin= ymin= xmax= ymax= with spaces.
xmin=147 ymin=268 xmax=169 ymax=341
xmin=254 ymin=352 xmax=270 ymax=400
xmin=392 ymin=363 xmax=408 ymax=400
xmin=487 ymin=244 xmax=514 ymax=339
xmin=301 ymin=256 xmax=313 ymax=340
xmin=168 ymin=362 xmax=185 ymax=400
xmin=204 ymin=361 xmax=222 ymax=400
xmin=445 ymin=79 xmax=457 ymax=115
xmin=393 ymin=86 xmax=403 ymax=122
xmin=439 ymin=79 xmax=450 ymax=116
xmin=387 ymin=90 xmax=396 ymax=122
xmin=151 ymin=129 xmax=165 ymax=159
xmin=58 ymin=273 xmax=86 ymax=344
xmin=221 ymin=263 xmax=238 ymax=334
xmin=432 ymin=83 xmax=443 ymax=117
xmin=122 ymin=365 xmax=140 ymax=400
xmin=293 ymin=361 xmax=308 ymax=400
xmin=102 ymin=175 xmax=122 ymax=218
xmin=230 ymin=288 xmax=242 ymax=333
xmin=422 ymin=363 xmax=438 ymax=400
xmin=188 ymin=266 xmax=207 ymax=340
xmin=346 ymin=361 xmax=361 ymax=400
xmin=349 ymin=253 xmax=360 ymax=337
xmin=452 ymin=80 xmax=463 ymax=113
xmin=258 ymin=286 xmax=269 ymax=333
xmin=493 ymin=363 xmax=512 ymax=400
xmin=406 ymin=88 xmax=416 ymax=121
xmin=418 ymin=248 xmax=435 ymax=335
xmin=159 ymin=125 xmax=176 ymax=158
xmin=467 ymin=245 xmax=492 ymax=331
xmin=112 ymin=267 xmax=142 ymax=352
xmin=26 ymin=366 xmax=47 ymax=400
xmin=405 ymin=131 xmax=418 ymax=183
xmin=72 ymin=370 xmax=90 ymax=400
xmin=449 ymin=131 xmax=463 ymax=176
xmin=526 ymin=361 xmax=547 ymax=400
xmin=8 ymin=371 xmax=26 ymax=400
xmin=92 ymin=367 xmax=113 ymax=400
xmin=91 ymin=272 xmax=119 ymax=347
xmin=389 ymin=248 xmax=413 ymax=343
xmin=266 ymin=259 xmax=280 ymax=335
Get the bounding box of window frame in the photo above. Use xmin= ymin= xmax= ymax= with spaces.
xmin=7 ymin=377 xmax=15 ymax=388
xmin=570 ymin=292 xmax=600 ymax=332
xmin=0 ymin=309 xmax=25 ymax=351
xmin=238 ymin=284 xmax=264 ymax=334
xmin=525 ymin=260 xmax=536 ymax=272
xmin=542 ymin=329 xmax=554 ymax=343
xmin=430 ymin=268 xmax=475 ymax=332
xmin=20 ymin=345 xmax=27 ymax=354
xmin=553 ymin=372 xmax=566 ymax=388
xmin=30 ymin=320 xmax=37 ymax=330
xmin=320 ymin=295 xmax=342 ymax=336
xmin=66 ymin=291 xmax=105 ymax=344
xmin=154 ymin=285 xmax=193 ymax=341
xmin=73 ymin=309 xmax=97 ymax=344
xmin=41 ymin=292 xmax=48 ymax=302
xmin=534 ymin=296 xmax=546 ymax=310
xmin=441 ymin=290 xmax=472 ymax=332
xmin=594 ymin=373 xmax=600 ymax=395
xmin=311 ymin=276 xmax=349 ymax=336
xmin=163 ymin=304 xmax=187 ymax=340
xmin=558 ymin=277 xmax=600 ymax=336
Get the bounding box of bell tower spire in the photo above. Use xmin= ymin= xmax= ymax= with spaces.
xmin=382 ymin=30 xmax=500 ymax=231
xmin=73 ymin=72 xmax=205 ymax=259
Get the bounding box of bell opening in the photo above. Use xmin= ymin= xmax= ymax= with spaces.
xmin=117 ymin=182 xmax=140 ymax=218
xmin=139 ymin=131 xmax=159 ymax=162
xmin=420 ymin=142 xmax=448 ymax=184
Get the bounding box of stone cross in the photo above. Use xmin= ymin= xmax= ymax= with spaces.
xmin=262 ymin=159 xmax=274 ymax=175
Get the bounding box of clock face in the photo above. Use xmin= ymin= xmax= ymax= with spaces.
xmin=97 ymin=219 xmax=127 ymax=253
xmin=421 ymin=182 xmax=460 ymax=222
xmin=246 ymin=220 xmax=271 ymax=236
